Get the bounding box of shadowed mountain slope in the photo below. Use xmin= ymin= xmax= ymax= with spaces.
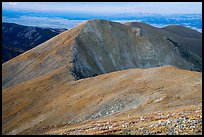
xmin=2 ymin=19 xmax=202 ymax=90
xmin=2 ymin=19 xmax=202 ymax=135
xmin=124 ymin=22 xmax=202 ymax=58
xmin=2 ymin=22 xmax=67 ymax=63
xmin=162 ymin=25 xmax=202 ymax=39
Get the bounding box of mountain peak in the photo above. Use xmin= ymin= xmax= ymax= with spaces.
xmin=2 ymin=19 xmax=202 ymax=135
xmin=2 ymin=20 xmax=202 ymax=89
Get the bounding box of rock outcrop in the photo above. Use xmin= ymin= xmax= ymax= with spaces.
xmin=2 ymin=19 xmax=202 ymax=135
xmin=2 ymin=19 xmax=202 ymax=89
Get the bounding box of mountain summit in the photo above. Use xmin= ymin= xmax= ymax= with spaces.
xmin=2 ymin=19 xmax=202 ymax=135
xmin=2 ymin=19 xmax=202 ymax=89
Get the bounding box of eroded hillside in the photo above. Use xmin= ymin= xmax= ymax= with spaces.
xmin=2 ymin=19 xmax=202 ymax=89
xmin=2 ymin=66 xmax=202 ymax=135
xmin=2 ymin=19 xmax=202 ymax=135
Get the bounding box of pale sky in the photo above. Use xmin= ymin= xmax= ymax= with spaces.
xmin=2 ymin=2 xmax=202 ymax=14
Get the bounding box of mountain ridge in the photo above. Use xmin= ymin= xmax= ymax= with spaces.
xmin=2 ymin=65 xmax=202 ymax=134
xmin=2 ymin=19 xmax=202 ymax=135
xmin=2 ymin=19 xmax=202 ymax=89
xmin=2 ymin=22 xmax=67 ymax=63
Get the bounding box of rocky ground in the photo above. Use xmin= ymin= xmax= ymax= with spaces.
xmin=48 ymin=104 xmax=202 ymax=135
xmin=2 ymin=19 xmax=202 ymax=135
xmin=2 ymin=66 xmax=202 ymax=135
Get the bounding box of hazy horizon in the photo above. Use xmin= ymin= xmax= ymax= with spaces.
xmin=2 ymin=2 xmax=202 ymax=32
xmin=2 ymin=2 xmax=202 ymax=14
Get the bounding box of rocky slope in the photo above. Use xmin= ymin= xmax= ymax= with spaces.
xmin=161 ymin=25 xmax=202 ymax=58
xmin=2 ymin=19 xmax=202 ymax=135
xmin=2 ymin=22 xmax=67 ymax=63
xmin=2 ymin=19 xmax=202 ymax=89
xmin=49 ymin=105 xmax=202 ymax=135
xmin=2 ymin=66 xmax=202 ymax=135
xmin=162 ymin=25 xmax=202 ymax=39
xmin=125 ymin=22 xmax=202 ymax=58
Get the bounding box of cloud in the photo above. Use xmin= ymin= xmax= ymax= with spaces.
xmin=2 ymin=2 xmax=202 ymax=14
xmin=8 ymin=2 xmax=17 ymax=6
xmin=2 ymin=15 xmax=202 ymax=33
xmin=2 ymin=16 xmax=87 ymax=29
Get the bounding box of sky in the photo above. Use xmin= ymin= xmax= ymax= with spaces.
xmin=2 ymin=2 xmax=202 ymax=32
xmin=2 ymin=2 xmax=202 ymax=14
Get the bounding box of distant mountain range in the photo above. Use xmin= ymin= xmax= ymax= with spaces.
xmin=3 ymin=10 xmax=202 ymax=32
xmin=2 ymin=22 xmax=67 ymax=63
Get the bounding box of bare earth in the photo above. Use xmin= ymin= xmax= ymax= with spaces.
xmin=2 ymin=19 xmax=202 ymax=135
xmin=2 ymin=66 xmax=202 ymax=135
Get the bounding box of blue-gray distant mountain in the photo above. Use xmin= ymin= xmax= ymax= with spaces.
xmin=2 ymin=22 xmax=67 ymax=63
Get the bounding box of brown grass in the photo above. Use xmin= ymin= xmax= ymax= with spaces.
xmin=2 ymin=65 xmax=202 ymax=135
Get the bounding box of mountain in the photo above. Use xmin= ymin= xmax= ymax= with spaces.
xmin=2 ymin=22 xmax=67 ymax=63
xmin=124 ymin=22 xmax=202 ymax=58
xmin=161 ymin=25 xmax=202 ymax=58
xmin=2 ymin=65 xmax=202 ymax=135
xmin=2 ymin=19 xmax=202 ymax=135
xmin=162 ymin=25 xmax=202 ymax=39
xmin=2 ymin=19 xmax=202 ymax=89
